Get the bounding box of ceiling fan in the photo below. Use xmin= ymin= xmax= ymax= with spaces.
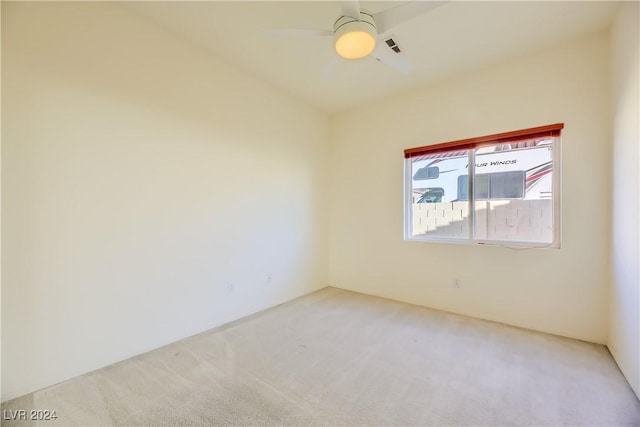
xmin=265 ymin=1 xmax=446 ymax=74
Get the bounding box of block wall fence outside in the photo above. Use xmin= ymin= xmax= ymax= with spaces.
xmin=412 ymin=200 xmax=553 ymax=242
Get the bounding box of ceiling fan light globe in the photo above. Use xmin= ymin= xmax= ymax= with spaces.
xmin=335 ymin=31 xmax=376 ymax=59
xmin=333 ymin=12 xmax=377 ymax=60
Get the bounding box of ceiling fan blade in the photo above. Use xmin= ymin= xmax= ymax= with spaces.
xmin=321 ymin=51 xmax=343 ymax=81
xmin=372 ymin=41 xmax=411 ymax=74
xmin=373 ymin=1 xmax=447 ymax=34
xmin=340 ymin=0 xmax=361 ymax=19
xmin=263 ymin=28 xmax=333 ymax=38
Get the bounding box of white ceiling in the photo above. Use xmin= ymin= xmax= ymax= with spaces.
xmin=122 ymin=1 xmax=619 ymax=113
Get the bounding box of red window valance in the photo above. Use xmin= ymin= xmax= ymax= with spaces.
xmin=404 ymin=123 xmax=564 ymax=159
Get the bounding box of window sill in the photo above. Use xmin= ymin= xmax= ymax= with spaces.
xmin=404 ymin=236 xmax=560 ymax=249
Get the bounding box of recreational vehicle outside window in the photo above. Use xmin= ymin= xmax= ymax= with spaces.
xmin=457 ymin=171 xmax=526 ymax=200
xmin=404 ymin=124 xmax=563 ymax=248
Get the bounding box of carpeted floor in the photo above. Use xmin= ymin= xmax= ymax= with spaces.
xmin=2 ymin=287 xmax=639 ymax=426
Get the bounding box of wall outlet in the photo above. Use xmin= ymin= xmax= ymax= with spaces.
xmin=453 ymin=279 xmax=461 ymax=288
xmin=266 ymin=273 xmax=273 ymax=284
xmin=227 ymin=282 xmax=234 ymax=294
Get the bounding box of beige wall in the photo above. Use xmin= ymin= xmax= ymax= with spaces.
xmin=609 ymin=1 xmax=640 ymax=399
xmin=330 ymin=32 xmax=611 ymax=344
xmin=1 ymin=2 xmax=329 ymax=401
xmin=0 ymin=0 xmax=3 ymax=399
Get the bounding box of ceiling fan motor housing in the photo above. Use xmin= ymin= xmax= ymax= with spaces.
xmin=333 ymin=10 xmax=377 ymax=59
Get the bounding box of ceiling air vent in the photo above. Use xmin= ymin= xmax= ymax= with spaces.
xmin=385 ymin=38 xmax=401 ymax=53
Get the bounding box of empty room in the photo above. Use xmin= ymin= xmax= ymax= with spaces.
xmin=1 ymin=1 xmax=639 ymax=426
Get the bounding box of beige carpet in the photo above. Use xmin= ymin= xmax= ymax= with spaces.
xmin=2 ymin=287 xmax=639 ymax=426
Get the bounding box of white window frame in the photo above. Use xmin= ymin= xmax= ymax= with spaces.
xmin=403 ymin=126 xmax=563 ymax=249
